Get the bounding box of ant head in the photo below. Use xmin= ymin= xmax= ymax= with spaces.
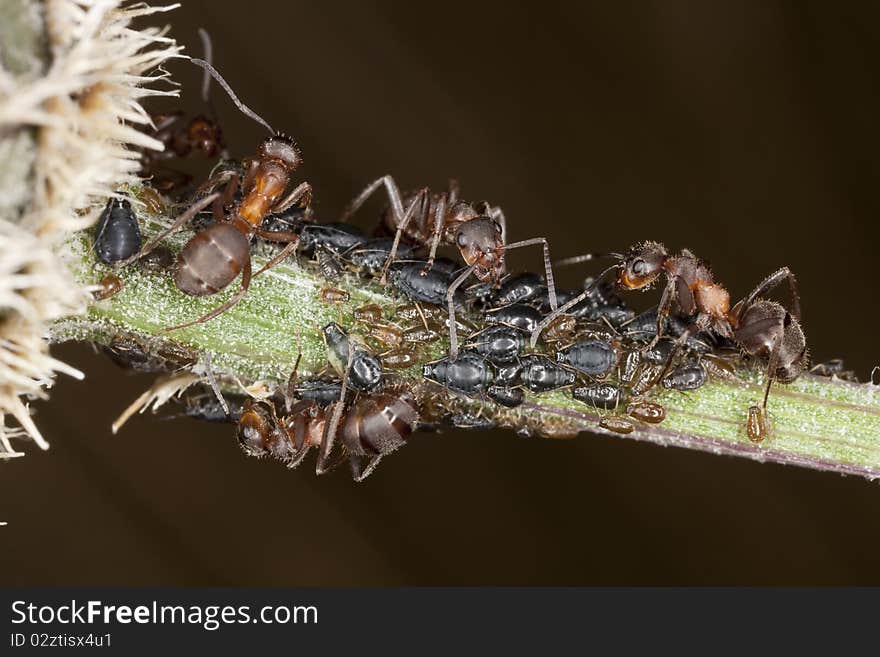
xmin=618 ymin=241 xmax=667 ymax=290
xmin=236 ymin=400 xmax=273 ymax=455
xmin=187 ymin=115 xmax=224 ymax=158
xmin=455 ymin=216 xmax=504 ymax=283
xmin=774 ymin=312 xmax=808 ymax=383
xmin=259 ymin=133 xmax=302 ymax=171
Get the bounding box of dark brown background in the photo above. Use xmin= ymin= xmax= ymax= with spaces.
xmin=3 ymin=1 xmax=880 ymax=584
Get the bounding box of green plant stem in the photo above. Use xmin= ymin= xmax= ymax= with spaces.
xmin=52 ymin=202 xmax=880 ymax=479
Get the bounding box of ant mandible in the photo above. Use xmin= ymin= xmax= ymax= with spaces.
xmin=340 ymin=177 xmax=560 ymax=358
xmin=533 ymin=242 xmax=808 ymax=413
xmin=121 ymin=58 xmax=312 ymax=331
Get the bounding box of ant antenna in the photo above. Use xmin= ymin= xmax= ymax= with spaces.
xmin=554 ymin=252 xmax=623 ymax=268
xmin=197 ymin=28 xmax=214 ymax=106
xmin=189 ymin=57 xmax=274 ymax=134
xmin=529 ymin=262 xmax=619 ymax=348
xmin=446 ymin=262 xmax=478 ymax=359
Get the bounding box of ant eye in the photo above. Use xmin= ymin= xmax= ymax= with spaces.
xmin=783 ymin=312 xmax=792 ymax=328
xmin=457 ymin=232 xmax=468 ymax=247
xmin=492 ymin=219 xmax=503 ymax=235
xmin=631 ymin=258 xmax=647 ymax=276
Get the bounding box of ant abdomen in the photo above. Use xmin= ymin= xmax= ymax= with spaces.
xmin=341 ymin=389 xmax=419 ymax=457
xmin=733 ymin=299 xmax=807 ymax=383
xmin=176 ymin=221 xmax=249 ymax=296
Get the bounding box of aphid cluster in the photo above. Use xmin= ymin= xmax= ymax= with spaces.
xmin=101 ymin=49 xmax=814 ymax=478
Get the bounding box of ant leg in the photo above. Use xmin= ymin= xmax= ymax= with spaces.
xmin=378 ymin=187 xmax=429 ymax=285
xmin=530 ymin=263 xmax=619 ymax=347
xmin=211 ymin=194 xmax=225 ymax=223
xmin=115 ymin=191 xmax=221 ymax=267
xmin=737 ymin=267 xmax=802 ymax=322
xmin=762 ymin=369 xmax=775 ymax=409
xmin=316 ymin=346 xmax=354 ymax=475
xmin=531 ymin=290 xmax=588 ymax=346
xmin=213 ymin=171 xmax=241 ymax=222
xmin=196 ymin=166 xmax=239 ymax=197
xmin=280 ymin=404 xmax=313 ymax=469
xmin=340 ymin=174 xmax=406 ymax=224
xmin=237 ymin=157 xmax=259 ymax=193
xmin=285 ymin=445 xmax=311 ymax=470
xmin=447 ymin=263 xmax=477 ymax=359
xmin=163 ymin=258 xmax=252 ymax=332
xmin=211 ymin=172 xmax=240 ymax=224
xmin=421 ymin=191 xmax=445 ymax=276
xmin=502 ymin=238 xmax=558 ymax=310
xmin=647 ymin=322 xmax=700 ymax=391
xmin=759 ymin=349 xmax=781 ymax=410
xmin=350 ymin=453 xmax=383 ymax=482
xmin=649 ymin=277 xmax=679 ymax=349
xmin=271 ymin=182 xmax=313 ymax=215
xmin=447 ymin=178 xmax=460 ymax=205
xmin=253 ymin=227 xmax=300 ymax=244
xmin=487 ymin=205 xmax=507 ymax=247
xmin=284 ymin=328 xmax=303 ymax=413
xmin=251 ymin=237 xmax=300 ymax=278
xmin=413 ymin=301 xmax=430 ymax=333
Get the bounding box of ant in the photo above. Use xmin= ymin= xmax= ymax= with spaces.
xmin=241 ymin=333 xmax=419 ymax=480
xmin=534 ymin=242 xmax=808 ymax=415
xmin=340 ymin=177 xmax=560 ymax=358
xmin=122 ymin=58 xmax=311 ymax=331
xmin=140 ymin=30 xmax=225 ymax=195
xmin=238 ymin=386 xmax=419 ymax=481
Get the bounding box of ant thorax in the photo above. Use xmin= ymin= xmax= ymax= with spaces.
xmin=239 ymin=160 xmax=291 ymax=225
xmin=663 ymin=253 xmax=729 ymax=319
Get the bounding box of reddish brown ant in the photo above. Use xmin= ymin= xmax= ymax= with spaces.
xmin=238 ymin=397 xmax=325 ymax=469
xmin=123 ymin=58 xmax=311 ymax=331
xmin=238 ymin=382 xmax=419 ymax=481
xmin=140 ymin=30 xmax=225 ymax=194
xmin=535 ymin=242 xmax=808 ymax=412
xmin=340 ymin=177 xmax=559 ymax=357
